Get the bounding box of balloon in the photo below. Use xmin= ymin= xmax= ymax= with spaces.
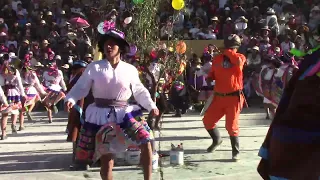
xmin=172 ymin=0 xmax=185 ymax=10
xmin=127 ymin=44 xmax=138 ymax=56
xmin=133 ymin=0 xmax=144 ymax=4
xmin=124 ymin=17 xmax=133 ymax=24
xmin=176 ymin=41 xmax=187 ymax=54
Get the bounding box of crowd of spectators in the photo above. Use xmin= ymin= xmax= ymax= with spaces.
xmin=0 ymin=0 xmax=96 ymax=70
xmin=0 ymin=0 xmax=319 ymax=70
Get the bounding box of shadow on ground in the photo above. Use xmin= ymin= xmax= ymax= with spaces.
xmin=0 ymin=139 xmax=67 ymax=145
xmin=158 ymin=148 xmax=260 ymax=155
xmin=0 ymin=153 xmax=71 ymax=174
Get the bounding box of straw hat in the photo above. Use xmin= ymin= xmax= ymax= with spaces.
xmin=279 ymin=16 xmax=286 ymax=21
xmin=85 ymin=53 xmax=92 ymax=58
xmin=47 ymin=11 xmax=53 ymax=16
xmin=261 ymin=26 xmax=270 ymax=31
xmin=252 ymin=46 xmax=260 ymax=51
xmin=311 ymin=6 xmax=320 ymax=12
xmin=40 ymin=20 xmax=46 ymax=24
xmin=237 ymin=16 xmax=248 ymax=23
xmin=61 ymin=10 xmax=66 ymax=15
xmin=55 ymin=55 xmax=62 ymax=60
xmin=266 ymin=8 xmax=276 ymax=15
xmin=211 ymin=16 xmax=219 ymax=21
xmin=61 ymin=64 xmax=70 ymax=69
xmin=42 ymin=39 xmax=49 ymax=44
xmin=67 ymin=32 xmax=77 ymax=40
xmin=23 ymin=39 xmax=30 ymax=44
xmin=226 ymin=17 xmax=232 ymax=21
xmin=252 ymin=6 xmax=259 ymax=10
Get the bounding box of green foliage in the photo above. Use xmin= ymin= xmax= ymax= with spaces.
xmin=125 ymin=0 xmax=186 ymax=88
xmin=125 ymin=0 xmax=161 ymax=53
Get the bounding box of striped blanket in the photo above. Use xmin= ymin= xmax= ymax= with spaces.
xmin=257 ymin=49 xmax=320 ymax=180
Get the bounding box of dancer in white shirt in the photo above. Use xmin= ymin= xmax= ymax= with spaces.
xmin=65 ymin=28 xmax=158 ymax=180
xmin=19 ymin=59 xmax=47 ymax=123
xmin=42 ymin=58 xmax=67 ymax=123
xmin=0 ymin=54 xmax=25 ymax=140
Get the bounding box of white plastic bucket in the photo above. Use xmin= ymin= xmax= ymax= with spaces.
xmin=114 ymin=152 xmax=126 ymax=166
xmin=170 ymin=150 xmax=184 ymax=165
xmin=152 ymin=151 xmax=159 ymax=170
xmin=126 ymin=150 xmax=141 ymax=165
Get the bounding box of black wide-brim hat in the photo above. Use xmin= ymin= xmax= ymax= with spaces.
xmin=98 ymin=29 xmax=130 ymax=54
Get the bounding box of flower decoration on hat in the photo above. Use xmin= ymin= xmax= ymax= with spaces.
xmin=97 ymin=20 xmax=116 ymax=35
xmin=103 ymin=21 xmax=116 ymax=33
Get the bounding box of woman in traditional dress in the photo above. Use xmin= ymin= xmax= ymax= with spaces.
xmin=66 ymin=60 xmax=94 ymax=170
xmin=257 ymin=47 xmax=320 ymax=180
xmin=258 ymin=56 xmax=282 ymax=119
xmin=19 ymin=57 xmax=47 ymax=123
xmin=42 ymin=57 xmax=67 ymax=123
xmin=198 ymin=56 xmax=214 ymax=103
xmin=64 ymin=27 xmax=158 ymax=180
xmin=0 ymin=81 xmax=9 ymax=140
xmin=269 ymin=53 xmax=298 ymax=106
xmin=0 ymin=54 xmax=25 ymax=140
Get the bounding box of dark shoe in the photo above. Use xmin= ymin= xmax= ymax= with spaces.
xmin=172 ymin=114 xmax=182 ymax=117
xmin=69 ymin=163 xmax=89 ymax=171
xmin=19 ymin=126 xmax=25 ymax=131
xmin=181 ymin=109 xmax=187 ymax=114
xmin=27 ymin=112 xmax=34 ymax=122
xmin=230 ymin=136 xmax=240 ymax=161
xmin=51 ymin=105 xmax=58 ymax=114
xmin=48 ymin=119 xmax=53 ymax=123
xmin=207 ymin=128 xmax=223 ymax=152
xmin=11 ymin=125 xmax=17 ymax=134
xmin=0 ymin=135 xmax=7 ymax=140
xmin=172 ymin=109 xmax=182 ymax=117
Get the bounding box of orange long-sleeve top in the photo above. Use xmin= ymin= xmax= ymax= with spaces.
xmin=208 ymin=49 xmax=246 ymax=93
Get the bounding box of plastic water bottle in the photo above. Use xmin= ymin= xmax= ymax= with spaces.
xmin=152 ymin=151 xmax=159 ymax=171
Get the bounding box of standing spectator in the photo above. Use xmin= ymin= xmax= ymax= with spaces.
xmin=208 ymin=16 xmax=220 ymax=38
xmin=36 ymin=20 xmax=50 ymax=40
xmin=17 ymin=39 xmax=29 ymax=59
xmin=308 ymin=6 xmax=320 ymax=31
xmin=222 ymin=17 xmax=234 ymax=39
xmin=280 ymin=35 xmax=295 ymax=53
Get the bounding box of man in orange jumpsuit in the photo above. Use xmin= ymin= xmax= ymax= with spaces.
xmin=203 ymin=34 xmax=246 ymax=161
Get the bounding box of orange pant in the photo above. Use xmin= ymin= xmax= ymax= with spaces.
xmin=203 ymin=95 xmax=244 ymax=136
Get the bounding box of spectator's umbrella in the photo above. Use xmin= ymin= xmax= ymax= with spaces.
xmin=69 ymin=17 xmax=90 ymax=28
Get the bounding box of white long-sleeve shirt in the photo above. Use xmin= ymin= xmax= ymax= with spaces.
xmin=65 ymin=60 xmax=157 ymax=125
xmin=43 ymin=70 xmax=67 ymax=92
xmin=22 ymin=71 xmax=46 ymax=95
xmin=3 ymin=70 xmax=26 ymax=97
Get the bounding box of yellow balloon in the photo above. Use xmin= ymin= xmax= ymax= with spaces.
xmin=172 ymin=0 xmax=185 ymax=10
